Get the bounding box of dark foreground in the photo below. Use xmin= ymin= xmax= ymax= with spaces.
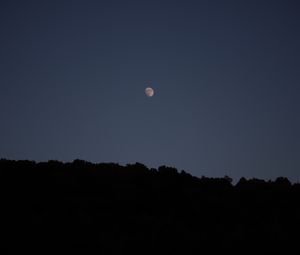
xmin=1 ymin=159 xmax=299 ymax=254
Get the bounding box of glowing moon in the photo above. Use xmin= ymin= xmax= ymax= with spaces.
xmin=145 ymin=87 xmax=154 ymax=97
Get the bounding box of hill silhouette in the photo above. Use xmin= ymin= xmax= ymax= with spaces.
xmin=1 ymin=159 xmax=299 ymax=254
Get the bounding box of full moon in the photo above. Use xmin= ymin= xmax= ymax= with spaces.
xmin=145 ymin=87 xmax=154 ymax=97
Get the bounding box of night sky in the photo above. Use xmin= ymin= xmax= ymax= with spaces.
xmin=1 ymin=0 xmax=299 ymax=181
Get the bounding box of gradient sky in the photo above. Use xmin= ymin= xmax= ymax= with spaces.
xmin=1 ymin=0 xmax=300 ymax=181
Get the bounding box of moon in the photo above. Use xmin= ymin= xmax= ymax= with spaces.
xmin=145 ymin=87 xmax=154 ymax=97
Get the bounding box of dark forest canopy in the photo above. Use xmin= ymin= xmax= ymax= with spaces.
xmin=1 ymin=159 xmax=300 ymax=254
xmin=0 ymin=158 xmax=297 ymax=186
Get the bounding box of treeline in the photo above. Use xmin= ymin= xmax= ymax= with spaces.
xmin=1 ymin=159 xmax=299 ymax=254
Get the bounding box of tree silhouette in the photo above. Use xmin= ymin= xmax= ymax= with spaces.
xmin=0 ymin=159 xmax=299 ymax=254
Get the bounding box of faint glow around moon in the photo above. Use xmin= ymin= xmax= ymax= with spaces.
xmin=145 ymin=87 xmax=154 ymax=97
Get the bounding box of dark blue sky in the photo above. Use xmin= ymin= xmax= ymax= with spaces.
xmin=1 ymin=0 xmax=300 ymax=181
